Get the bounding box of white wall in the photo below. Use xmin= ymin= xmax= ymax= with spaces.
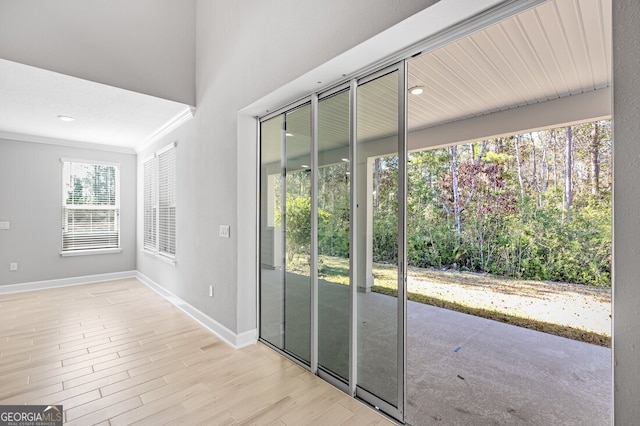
xmin=612 ymin=1 xmax=640 ymax=424
xmin=0 ymin=0 xmax=195 ymax=105
xmin=136 ymin=0 xmax=438 ymax=338
xmin=135 ymin=121 xmax=193 ymax=307
xmin=231 ymin=2 xmax=640 ymax=423
xmin=0 ymin=138 xmax=136 ymax=286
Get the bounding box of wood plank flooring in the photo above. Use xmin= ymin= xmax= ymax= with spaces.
xmin=0 ymin=279 xmax=391 ymax=425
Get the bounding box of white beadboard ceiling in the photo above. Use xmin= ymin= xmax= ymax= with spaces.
xmin=407 ymin=0 xmax=611 ymax=132
xmin=272 ymin=0 xmax=611 ymax=166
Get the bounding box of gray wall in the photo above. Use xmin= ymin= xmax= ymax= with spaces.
xmin=0 ymin=0 xmax=195 ymax=106
xmin=613 ymin=1 xmax=640 ymax=424
xmin=0 ymin=138 xmax=136 ymax=285
xmin=136 ymin=0 xmax=437 ymax=334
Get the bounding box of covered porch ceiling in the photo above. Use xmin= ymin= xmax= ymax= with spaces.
xmin=277 ymin=0 xmax=611 ymax=165
xmin=406 ymin=0 xmax=611 ymax=150
xmin=408 ymin=0 xmax=610 ymax=132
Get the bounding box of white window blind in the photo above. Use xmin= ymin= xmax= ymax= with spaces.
xmin=61 ymin=160 xmax=120 ymax=253
xmin=143 ymin=143 xmax=176 ymax=258
xmin=143 ymin=157 xmax=157 ymax=251
xmin=158 ymin=146 xmax=176 ymax=256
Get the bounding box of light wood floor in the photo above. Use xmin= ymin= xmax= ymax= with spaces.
xmin=0 ymin=278 xmax=391 ymax=425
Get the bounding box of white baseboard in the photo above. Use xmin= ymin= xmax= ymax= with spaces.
xmin=236 ymin=328 xmax=259 ymax=348
xmin=0 ymin=270 xmax=137 ymax=294
xmin=135 ymin=272 xmax=258 ymax=349
xmin=0 ymin=270 xmax=258 ymax=350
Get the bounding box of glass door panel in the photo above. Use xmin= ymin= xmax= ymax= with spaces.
xmin=283 ymin=104 xmax=312 ymax=363
xmin=317 ymin=90 xmax=351 ymax=380
xmin=260 ymin=115 xmax=285 ymax=349
xmin=356 ymin=70 xmax=402 ymax=409
xmin=260 ymin=66 xmax=406 ymax=423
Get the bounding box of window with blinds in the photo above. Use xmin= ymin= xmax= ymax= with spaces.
xmin=61 ymin=160 xmax=120 ymax=254
xmin=143 ymin=157 xmax=157 ymax=251
xmin=143 ymin=142 xmax=176 ymax=259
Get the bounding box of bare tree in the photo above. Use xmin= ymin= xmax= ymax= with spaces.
xmin=514 ymin=134 xmax=525 ymax=199
xmin=462 ymin=141 xmax=488 ymax=208
xmin=564 ymin=126 xmax=573 ymax=221
xmin=550 ymin=129 xmax=558 ymax=190
xmin=590 ymin=121 xmax=601 ymax=196
xmin=450 ymin=145 xmax=461 ymax=236
xmin=529 ymin=133 xmax=541 ymax=206
xmin=448 ymin=141 xmax=487 ymax=237
xmin=541 ymin=136 xmax=549 ymax=194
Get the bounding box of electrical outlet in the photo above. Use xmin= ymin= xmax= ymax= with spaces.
xmin=9 ymin=262 xmax=18 ymax=271
xmin=0 ymin=221 xmax=9 ymax=230
xmin=209 ymin=285 xmax=214 ymax=297
xmin=219 ymin=225 xmax=230 ymax=238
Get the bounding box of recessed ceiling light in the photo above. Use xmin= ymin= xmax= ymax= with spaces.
xmin=57 ymin=115 xmax=75 ymax=122
xmin=409 ymin=86 xmax=425 ymax=95
xmin=301 ymin=164 xmax=309 ymax=169
xmin=286 ymin=132 xmax=294 ymax=137
xmin=341 ymin=158 xmax=349 ymax=162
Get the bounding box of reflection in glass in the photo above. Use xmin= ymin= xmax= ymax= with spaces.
xmin=260 ymin=73 xmax=403 ymax=412
xmin=260 ymin=116 xmax=285 ymax=348
xmin=283 ymin=104 xmax=312 ymax=363
xmin=357 ymin=71 xmax=400 ymax=406
xmin=318 ymin=90 xmax=351 ymax=380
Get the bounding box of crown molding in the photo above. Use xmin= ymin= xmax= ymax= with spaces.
xmin=136 ymin=105 xmax=195 ymax=153
xmin=0 ymin=130 xmax=137 ymax=154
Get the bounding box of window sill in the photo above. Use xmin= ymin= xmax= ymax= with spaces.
xmin=143 ymin=249 xmax=176 ymax=266
xmin=60 ymin=248 xmax=122 ymax=257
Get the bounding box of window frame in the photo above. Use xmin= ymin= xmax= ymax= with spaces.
xmin=60 ymin=158 xmax=122 ymax=256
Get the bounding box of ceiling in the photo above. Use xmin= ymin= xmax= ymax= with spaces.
xmin=1 ymin=0 xmax=610 ymax=157
xmin=407 ymin=0 xmax=611 ymax=131
xmin=265 ymin=0 xmax=611 ymax=166
xmin=0 ymin=58 xmax=192 ymax=152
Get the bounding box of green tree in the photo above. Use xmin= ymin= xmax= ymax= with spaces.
xmin=282 ymin=195 xmax=330 ymax=262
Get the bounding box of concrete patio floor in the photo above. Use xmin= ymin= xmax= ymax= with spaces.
xmin=406 ymin=297 xmax=611 ymax=425
xmin=260 ymin=269 xmax=611 ymax=425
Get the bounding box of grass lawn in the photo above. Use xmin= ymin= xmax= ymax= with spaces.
xmin=291 ymin=255 xmax=612 ymax=347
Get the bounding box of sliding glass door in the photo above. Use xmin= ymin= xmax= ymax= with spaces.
xmin=355 ymin=67 xmax=406 ymax=417
xmin=259 ymin=115 xmax=285 ymax=349
xmin=259 ymin=103 xmax=312 ymax=364
xmin=283 ymin=104 xmax=312 ymax=363
xmin=317 ymin=89 xmax=351 ymax=382
xmin=259 ymin=63 xmax=406 ymax=422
